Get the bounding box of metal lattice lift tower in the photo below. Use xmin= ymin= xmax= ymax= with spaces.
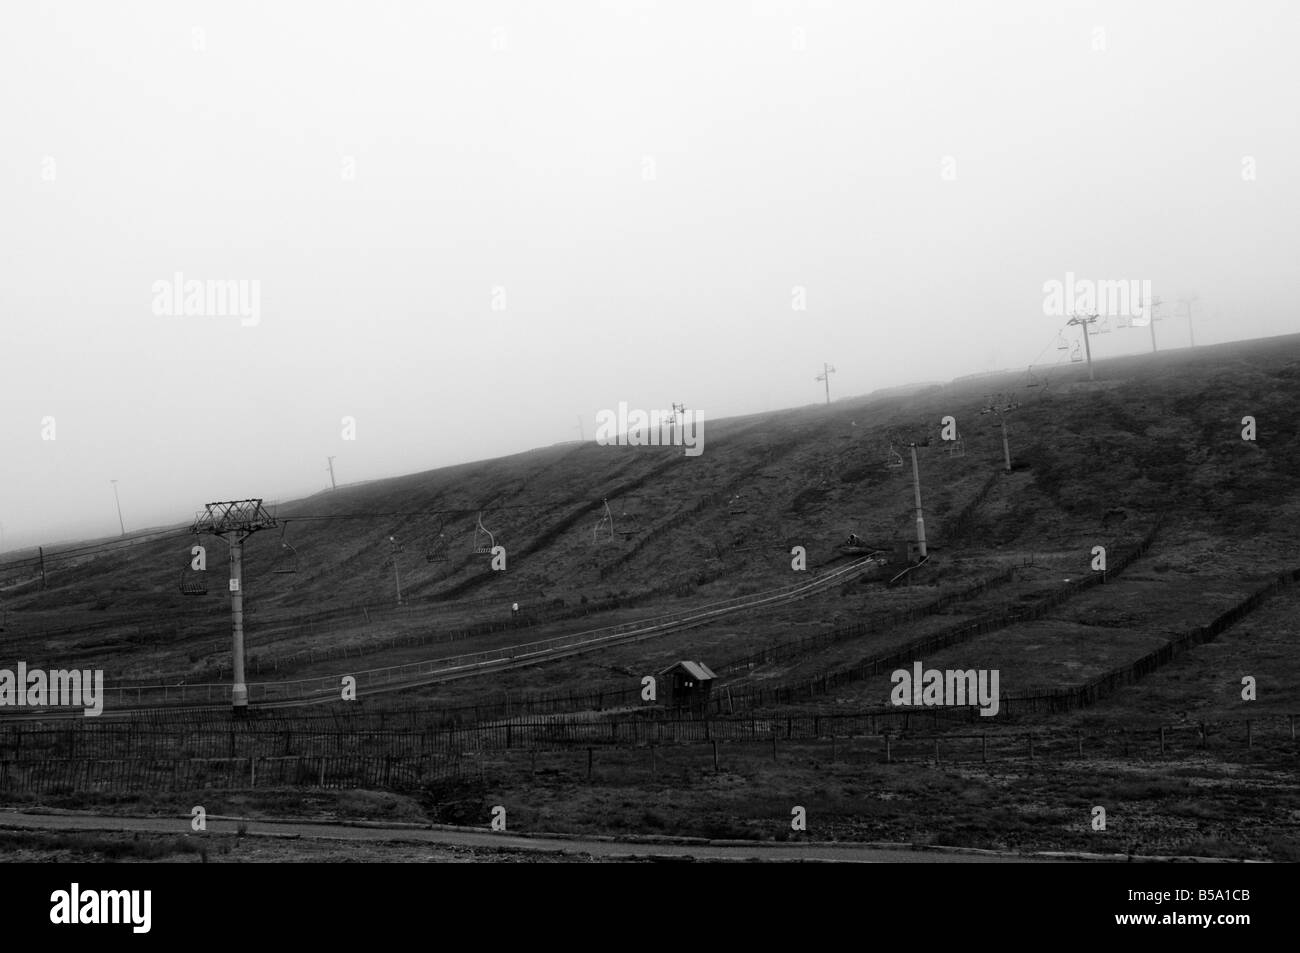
xmin=190 ymin=499 xmax=278 ymax=713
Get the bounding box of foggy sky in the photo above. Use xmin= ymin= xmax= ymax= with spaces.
xmin=2 ymin=0 xmax=1297 ymax=549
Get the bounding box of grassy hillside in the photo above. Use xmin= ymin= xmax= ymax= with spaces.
xmin=4 ymin=333 xmax=1300 ymax=696
xmin=4 ymin=334 xmax=1300 ymax=859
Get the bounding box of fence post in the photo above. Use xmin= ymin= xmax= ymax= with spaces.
xmin=712 ymin=740 xmax=719 ymax=772
xmin=772 ymin=731 xmax=778 ymax=762
xmin=250 ymin=757 xmax=256 ymax=788
xmin=319 ymin=756 xmax=325 ymax=787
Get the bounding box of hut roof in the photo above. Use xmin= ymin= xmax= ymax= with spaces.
xmin=657 ymin=660 xmax=717 ymax=681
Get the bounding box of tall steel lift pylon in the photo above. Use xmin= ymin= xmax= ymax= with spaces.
xmin=190 ymin=499 xmax=278 ymax=713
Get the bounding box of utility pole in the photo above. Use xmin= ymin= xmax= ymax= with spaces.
xmin=980 ymin=395 xmax=1020 ymax=472
xmin=326 ymin=457 xmax=337 ymax=491
xmin=815 ymin=363 xmax=836 ymax=405
xmin=110 ymin=480 xmax=125 ymax=537
xmin=1066 ymin=313 xmax=1098 ymax=381
xmin=389 ymin=536 xmax=403 ymax=606
xmin=191 ymin=500 xmax=278 ymax=713
xmin=909 ymin=444 xmax=927 ymax=559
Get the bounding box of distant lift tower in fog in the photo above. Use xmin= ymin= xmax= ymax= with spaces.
xmin=110 ymin=480 xmax=125 ymax=537
xmin=816 ymin=363 xmax=836 ymax=405
xmin=191 ymin=499 xmax=278 ymax=713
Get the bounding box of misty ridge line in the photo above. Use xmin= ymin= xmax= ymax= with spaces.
xmin=7 ymin=329 xmax=1284 ymax=553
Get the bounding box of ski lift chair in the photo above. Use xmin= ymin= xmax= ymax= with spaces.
xmin=472 ymin=512 xmax=496 ymax=554
xmin=593 ymin=499 xmax=615 ymax=544
xmin=269 ymin=521 xmax=299 ymax=574
xmin=423 ymin=520 xmax=449 ymax=562
xmin=178 ymin=568 xmax=209 ymax=595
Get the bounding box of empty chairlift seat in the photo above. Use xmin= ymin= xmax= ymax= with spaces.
xmin=178 ymin=567 xmax=209 ymax=595
xmin=269 ymin=522 xmax=299 ymax=574
xmin=472 ymin=512 xmax=496 ymax=554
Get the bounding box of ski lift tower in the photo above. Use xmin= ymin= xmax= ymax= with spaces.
xmin=1135 ymin=293 xmax=1162 ymax=353
xmin=1066 ymin=312 xmax=1099 ymax=381
xmin=190 ymin=499 xmax=278 ymax=713
xmin=1178 ymin=294 xmax=1199 ymax=348
xmin=908 ymin=443 xmax=927 ymax=559
xmin=816 ymin=363 xmax=836 ymax=406
xmin=980 ymin=394 xmax=1020 ymax=472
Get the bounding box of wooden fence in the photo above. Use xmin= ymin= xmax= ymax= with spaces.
xmin=1 ymin=713 xmax=1293 ymax=795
